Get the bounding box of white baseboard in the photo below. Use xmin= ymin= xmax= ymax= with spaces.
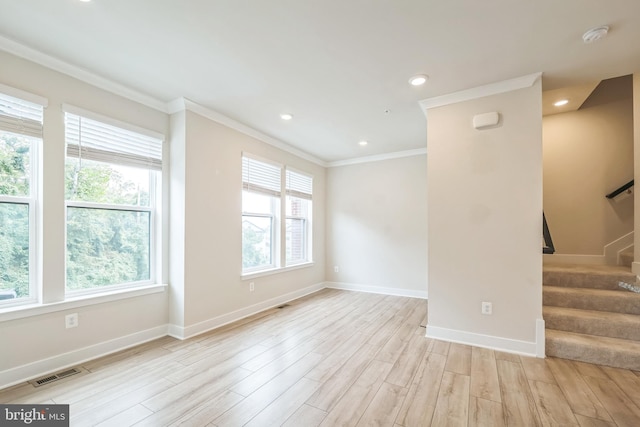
xmin=1 ymin=280 xmax=426 ymax=388
xmin=425 ymin=324 xmax=540 ymax=357
xmin=168 ymin=282 xmax=327 ymax=340
xmin=544 ymin=231 xmax=634 ymax=267
xmin=326 ymin=282 xmax=427 ymax=299
xmin=0 ymin=325 xmax=168 ymax=389
xmin=605 ymin=231 xmax=634 ymax=265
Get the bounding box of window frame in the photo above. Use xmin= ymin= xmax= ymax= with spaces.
xmin=0 ymin=145 xmax=38 ymax=307
xmin=64 ymin=187 xmax=158 ymax=295
xmin=241 ymin=209 xmax=277 ymax=272
xmin=0 ymin=85 xmax=45 ymax=308
xmin=63 ymin=108 xmax=163 ymax=296
xmin=285 ymin=167 xmax=313 ymax=266
xmin=241 ymin=154 xmax=282 ymax=274
xmin=241 ymin=154 xmax=313 ymax=276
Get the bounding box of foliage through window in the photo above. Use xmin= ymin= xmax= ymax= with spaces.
xmin=242 ymin=154 xmax=313 ymax=274
xmin=0 ymin=90 xmax=43 ymax=305
xmin=64 ymin=109 xmax=162 ymax=293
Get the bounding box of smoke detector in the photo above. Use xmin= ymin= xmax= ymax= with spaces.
xmin=582 ymin=26 xmax=609 ymax=44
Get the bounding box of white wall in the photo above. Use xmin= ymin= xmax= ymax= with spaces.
xmin=424 ymin=77 xmax=543 ymax=356
xmin=325 ymin=155 xmax=427 ymax=298
xmin=543 ymin=97 xmax=634 ymax=256
xmin=0 ymin=50 xmax=170 ymax=386
xmin=168 ymin=107 xmax=326 ymax=337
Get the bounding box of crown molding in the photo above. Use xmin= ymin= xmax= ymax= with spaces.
xmin=0 ymin=35 xmax=167 ymax=113
xmin=419 ymin=72 xmax=543 ymax=112
xmin=1 ymin=36 xmax=425 ymax=170
xmin=327 ymin=147 xmax=427 ymax=168
xmin=168 ymin=97 xmax=327 ymax=167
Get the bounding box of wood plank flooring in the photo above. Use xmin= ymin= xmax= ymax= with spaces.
xmin=2 ymin=289 xmax=640 ymax=426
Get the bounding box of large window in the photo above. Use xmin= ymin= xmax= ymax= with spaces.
xmin=242 ymin=156 xmax=281 ymax=272
xmin=0 ymin=90 xmax=43 ymax=306
xmin=64 ymin=108 xmax=163 ymax=294
xmin=242 ymin=154 xmax=313 ymax=274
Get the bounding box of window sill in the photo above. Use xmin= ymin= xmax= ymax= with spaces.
xmin=0 ymin=283 xmax=167 ymax=322
xmin=241 ymin=261 xmax=315 ymax=281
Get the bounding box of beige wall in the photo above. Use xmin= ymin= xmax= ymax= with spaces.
xmin=425 ymin=79 xmax=543 ymax=355
xmin=325 ymin=154 xmax=427 ymax=297
xmin=0 ymin=50 xmax=170 ymax=384
xmin=0 ymin=50 xmax=326 ymax=386
xmin=543 ymin=97 xmax=634 ymax=255
xmin=169 ymin=109 xmax=326 ymax=334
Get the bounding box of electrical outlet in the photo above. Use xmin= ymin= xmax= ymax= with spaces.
xmin=65 ymin=313 xmax=78 ymax=328
xmin=334 ymin=266 xmax=339 ymax=273
xmin=249 ymin=282 xmax=255 ymax=292
xmin=481 ymin=302 xmax=492 ymax=315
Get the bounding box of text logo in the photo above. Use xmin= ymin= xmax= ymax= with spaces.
xmin=1 ymin=405 xmax=69 ymax=426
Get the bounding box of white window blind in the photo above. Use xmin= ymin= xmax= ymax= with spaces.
xmin=242 ymin=156 xmax=282 ymax=197
xmin=0 ymin=92 xmax=43 ymax=138
xmin=286 ymin=169 xmax=312 ymax=200
xmin=65 ymin=113 xmax=163 ymax=171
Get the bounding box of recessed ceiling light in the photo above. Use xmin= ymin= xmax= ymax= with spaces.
xmin=359 ymin=140 xmax=368 ymax=146
xmin=582 ymin=26 xmax=609 ymax=44
xmin=409 ymin=75 xmax=429 ymax=86
xmin=554 ymin=99 xmax=569 ymax=107
xmin=79 ymin=0 xmax=91 ymax=2
xmin=280 ymin=113 xmax=293 ymax=120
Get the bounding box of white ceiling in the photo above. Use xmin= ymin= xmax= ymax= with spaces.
xmin=0 ymin=1 xmax=639 ymax=163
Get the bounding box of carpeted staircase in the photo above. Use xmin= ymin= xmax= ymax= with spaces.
xmin=544 ymin=263 xmax=640 ymax=370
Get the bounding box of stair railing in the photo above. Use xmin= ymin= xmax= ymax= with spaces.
xmin=543 ymin=212 xmax=555 ymax=254
xmin=605 ymin=179 xmax=634 ymax=199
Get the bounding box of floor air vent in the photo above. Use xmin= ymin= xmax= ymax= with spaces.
xmin=29 ymin=367 xmax=82 ymax=387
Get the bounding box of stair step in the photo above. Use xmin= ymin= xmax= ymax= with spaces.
xmin=620 ymin=250 xmax=634 ymax=268
xmin=544 ymin=264 xmax=636 ymax=290
xmin=546 ymin=329 xmax=640 ymax=370
xmin=543 ymin=306 xmax=640 ymax=340
xmin=544 ymin=286 xmax=640 ymax=315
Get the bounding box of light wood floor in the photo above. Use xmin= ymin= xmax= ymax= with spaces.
xmin=2 ymin=289 xmax=640 ymax=426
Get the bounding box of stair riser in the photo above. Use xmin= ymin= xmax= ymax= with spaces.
xmin=620 ymin=252 xmax=633 ymax=268
xmin=544 ymin=313 xmax=640 ymax=341
xmin=543 ymin=289 xmax=640 ymax=315
xmin=546 ymin=337 xmax=640 ymax=371
xmin=543 ymin=271 xmax=635 ymax=290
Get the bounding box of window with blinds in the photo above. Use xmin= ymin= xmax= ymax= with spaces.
xmin=285 ymin=169 xmax=312 ymax=265
xmin=0 ymin=89 xmax=45 ymax=306
xmin=241 ymin=156 xmax=281 ymax=272
xmin=242 ymin=156 xmax=282 ymax=197
xmin=0 ymin=92 xmax=44 ymax=138
xmin=65 ymin=112 xmax=162 ymax=171
xmin=241 ymin=154 xmax=313 ymax=274
xmin=64 ymin=108 xmax=163 ymax=294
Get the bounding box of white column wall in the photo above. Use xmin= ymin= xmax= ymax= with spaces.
xmin=424 ymin=77 xmax=544 ymax=356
